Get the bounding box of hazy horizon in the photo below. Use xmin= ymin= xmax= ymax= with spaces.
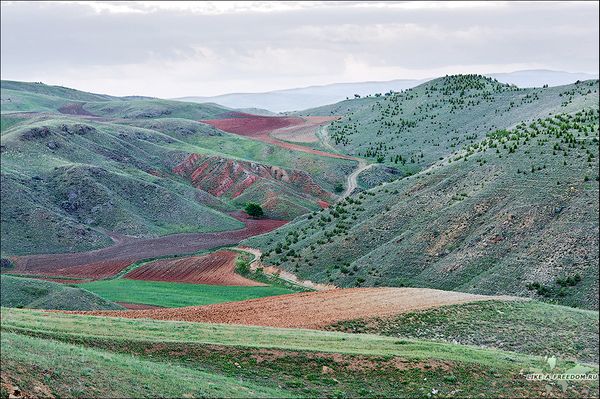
xmin=1 ymin=1 xmax=598 ymax=98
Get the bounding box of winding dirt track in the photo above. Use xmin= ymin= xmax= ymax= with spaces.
xmin=10 ymin=212 xmax=286 ymax=279
xmin=340 ymin=159 xmax=373 ymax=199
xmin=79 ymin=287 xmax=514 ymax=329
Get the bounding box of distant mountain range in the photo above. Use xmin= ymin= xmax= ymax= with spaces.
xmin=176 ymin=70 xmax=598 ymax=112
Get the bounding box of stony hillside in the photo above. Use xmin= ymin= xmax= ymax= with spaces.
xmin=245 ymin=91 xmax=600 ymax=309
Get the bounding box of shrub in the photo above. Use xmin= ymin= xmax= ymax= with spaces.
xmin=244 ymin=202 xmax=264 ymax=218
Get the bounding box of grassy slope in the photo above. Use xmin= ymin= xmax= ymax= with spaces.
xmin=1 ymin=332 xmax=292 ymax=399
xmin=0 ymin=275 xmax=123 ymax=310
xmin=1 ymin=80 xmax=118 ymax=102
xmin=77 ymin=278 xmax=295 ymax=308
xmin=1 ymin=84 xmax=352 ymax=255
xmin=0 ymin=116 xmax=242 ymax=255
xmin=327 ymin=300 xmax=600 ymax=364
xmin=2 ymin=308 xmax=598 ymax=398
xmin=245 ymin=91 xmax=600 ymax=309
xmin=318 ymin=76 xmax=598 ymax=168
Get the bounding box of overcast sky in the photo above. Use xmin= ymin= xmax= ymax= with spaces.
xmin=1 ymin=1 xmax=598 ymax=97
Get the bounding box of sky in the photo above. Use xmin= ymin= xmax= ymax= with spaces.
xmin=1 ymin=1 xmax=598 ymax=97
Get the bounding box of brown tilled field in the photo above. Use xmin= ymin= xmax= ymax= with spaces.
xmin=79 ymin=287 xmax=515 ymax=329
xmin=124 ymin=250 xmax=264 ymax=286
xmin=10 ymin=212 xmax=286 ymax=280
xmin=202 ymin=113 xmax=353 ymax=160
xmin=8 ymin=259 xmax=134 ymax=280
xmin=271 ymin=116 xmax=339 ymax=143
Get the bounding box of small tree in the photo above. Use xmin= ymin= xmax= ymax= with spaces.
xmin=333 ymin=182 xmax=344 ymax=193
xmin=245 ymin=202 xmax=264 ymax=218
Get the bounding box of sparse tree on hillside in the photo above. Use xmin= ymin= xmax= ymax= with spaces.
xmin=244 ymin=202 xmax=264 ymax=218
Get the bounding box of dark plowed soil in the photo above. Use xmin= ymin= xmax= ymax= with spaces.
xmin=58 ymin=103 xmax=95 ymax=116
xmin=10 ymin=212 xmax=286 ymax=280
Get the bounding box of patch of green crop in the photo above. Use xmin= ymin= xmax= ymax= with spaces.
xmin=77 ymin=278 xmax=295 ymax=307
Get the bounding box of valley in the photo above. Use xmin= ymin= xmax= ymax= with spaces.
xmin=1 ymin=75 xmax=598 ymax=398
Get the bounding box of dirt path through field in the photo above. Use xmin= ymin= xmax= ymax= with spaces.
xmin=78 ymin=287 xmax=517 ymax=329
xmin=234 ymin=246 xmax=335 ymax=291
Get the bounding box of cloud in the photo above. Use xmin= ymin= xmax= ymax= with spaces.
xmin=1 ymin=1 xmax=597 ymax=97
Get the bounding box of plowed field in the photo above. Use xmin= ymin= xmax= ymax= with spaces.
xmin=202 ymin=113 xmax=352 ymax=160
xmin=10 ymin=212 xmax=285 ymax=280
xmin=80 ymin=287 xmax=515 ymax=329
xmin=125 ymin=250 xmax=263 ymax=286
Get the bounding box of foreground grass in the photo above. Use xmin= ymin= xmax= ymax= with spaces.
xmin=1 ymin=332 xmax=292 ymax=398
xmin=2 ymin=308 xmax=598 ymax=398
xmin=0 ymin=308 xmax=578 ymax=367
xmin=77 ymin=278 xmax=295 ymax=307
xmin=327 ymin=300 xmax=600 ymax=365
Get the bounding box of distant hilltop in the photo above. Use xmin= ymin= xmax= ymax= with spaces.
xmin=175 ymin=69 xmax=599 ymax=113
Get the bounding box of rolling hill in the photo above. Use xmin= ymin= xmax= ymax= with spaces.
xmin=0 ymin=275 xmax=123 ymax=310
xmin=2 ymin=307 xmax=597 ymax=398
xmin=244 ymin=76 xmax=600 ymax=309
xmin=1 ymin=81 xmax=352 ymax=256
xmin=176 ymin=70 xmax=598 ymax=113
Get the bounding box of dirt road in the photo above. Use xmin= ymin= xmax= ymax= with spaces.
xmin=340 ymin=159 xmax=373 ymax=199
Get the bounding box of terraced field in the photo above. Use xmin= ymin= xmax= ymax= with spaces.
xmin=202 ymin=113 xmax=356 ymax=160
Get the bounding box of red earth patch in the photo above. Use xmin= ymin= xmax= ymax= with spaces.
xmin=10 ymin=212 xmax=286 ymax=280
xmin=125 ymin=250 xmax=264 ymax=286
xmin=201 ymin=114 xmax=354 ymax=160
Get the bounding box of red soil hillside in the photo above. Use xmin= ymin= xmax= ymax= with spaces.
xmin=202 ymin=113 xmax=353 ymax=160
xmin=173 ymin=154 xmax=333 ymax=200
xmin=125 ymin=250 xmax=264 ymax=286
xmin=203 ymin=112 xmax=305 ymax=136
xmin=79 ymin=287 xmax=515 ymax=329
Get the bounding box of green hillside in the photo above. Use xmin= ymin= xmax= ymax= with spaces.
xmin=313 ymin=76 xmax=598 ymax=170
xmin=245 ymin=82 xmax=600 ymax=309
xmin=0 ymin=275 xmax=123 ymax=310
xmin=0 ymin=82 xmax=352 ymax=255
xmin=1 ymin=80 xmax=118 ymax=102
xmin=327 ymin=300 xmax=600 ymax=364
xmin=2 ymin=308 xmax=597 ymax=398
